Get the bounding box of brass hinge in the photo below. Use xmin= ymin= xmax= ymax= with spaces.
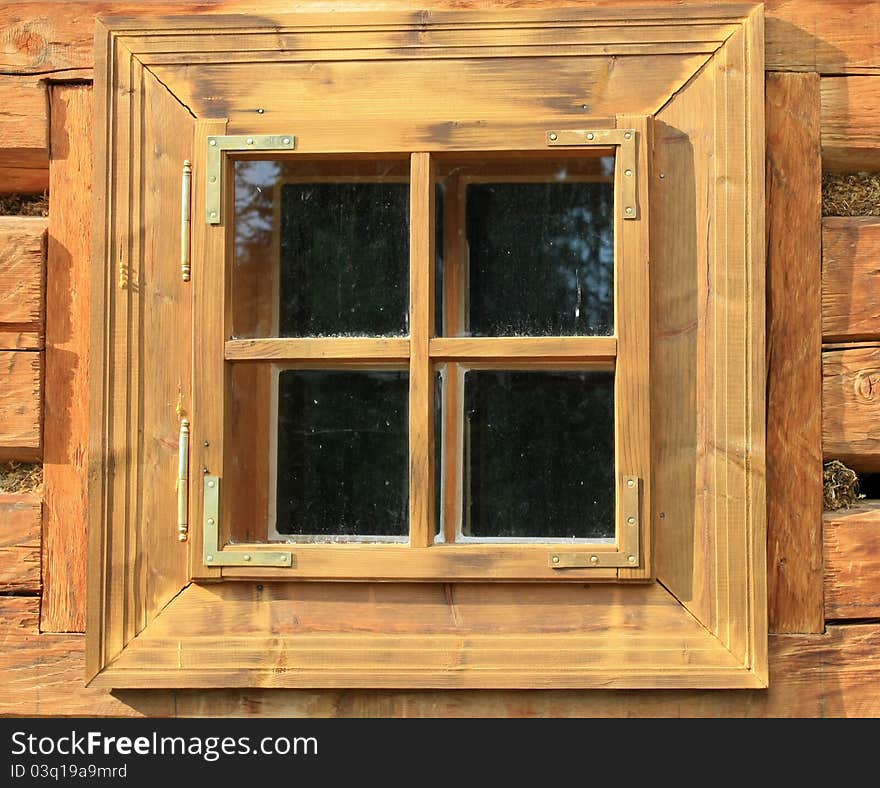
xmin=203 ymin=475 xmax=294 ymax=567
xmin=176 ymin=419 xmax=190 ymax=541
xmin=205 ymin=134 xmax=296 ymax=224
xmin=546 ymin=128 xmax=639 ymax=219
xmin=181 ymin=160 xmax=192 ymax=281
xmin=549 ymin=476 xmax=641 ymax=569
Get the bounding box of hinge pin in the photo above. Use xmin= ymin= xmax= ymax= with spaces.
xmin=177 ymin=418 xmax=190 ymax=541
xmin=181 ymin=160 xmax=192 ymax=281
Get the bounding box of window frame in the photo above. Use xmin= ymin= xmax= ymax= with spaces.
xmin=87 ymin=5 xmax=766 ymax=689
xmin=206 ymin=135 xmax=648 ymax=581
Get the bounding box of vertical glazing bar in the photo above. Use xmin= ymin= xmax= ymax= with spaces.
xmin=409 ymin=152 xmax=436 ymax=547
xmin=181 ymin=159 xmax=192 ymax=281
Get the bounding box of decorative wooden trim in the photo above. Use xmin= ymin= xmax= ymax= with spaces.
xmin=89 ymin=5 xmax=767 ymax=689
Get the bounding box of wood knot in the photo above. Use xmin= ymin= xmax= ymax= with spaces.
xmin=854 ymin=369 xmax=880 ymax=401
xmin=7 ymin=22 xmax=48 ymax=62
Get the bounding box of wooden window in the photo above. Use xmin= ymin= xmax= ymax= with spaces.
xmin=212 ymin=144 xmax=646 ymax=579
xmin=88 ymin=5 xmax=767 ymax=689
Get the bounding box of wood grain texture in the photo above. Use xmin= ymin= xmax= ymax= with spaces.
xmin=0 ymin=350 xmax=41 ymax=453
xmin=0 ymin=150 xmax=49 ymax=194
xmin=821 ymin=77 xmax=880 ymax=172
xmin=226 ymin=337 xmax=409 ymax=362
xmin=408 ymin=152 xmax=435 ymax=549
xmin=1 ymin=1 xmax=879 ymax=76
xmin=822 ymin=218 xmax=880 ymax=343
xmin=2 ymin=612 xmax=880 ymax=715
xmin=0 ymin=75 xmax=47 ymax=150
xmin=97 ymin=581 xmax=760 ymax=689
xmin=822 ymin=344 xmax=880 ymax=471
xmin=0 ymin=597 xmax=173 ymax=717
xmin=765 ymin=72 xmax=824 ymax=634
xmin=0 ymin=494 xmax=40 ymax=594
xmin=824 ymin=502 xmax=880 ymax=620
xmin=0 ymin=216 xmax=46 ymax=351
xmin=42 ymin=85 xmax=92 ymax=633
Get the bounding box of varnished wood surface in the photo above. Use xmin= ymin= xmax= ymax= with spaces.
xmin=765 ymin=73 xmax=824 ymax=633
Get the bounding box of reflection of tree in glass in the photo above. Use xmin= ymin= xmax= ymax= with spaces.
xmin=464 ymin=371 xmax=615 ymax=539
xmin=232 ymin=161 xmax=412 ymax=338
xmin=276 ymin=370 xmax=409 ymax=537
xmin=279 ymin=183 xmax=409 ymax=337
xmin=466 ymin=180 xmax=614 ymax=337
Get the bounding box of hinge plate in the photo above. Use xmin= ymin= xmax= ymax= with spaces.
xmin=206 ymin=134 xmax=296 ymax=224
xmin=549 ymin=475 xmax=641 ymax=569
xmin=203 ymin=475 xmax=294 ymax=567
xmin=547 ymin=128 xmax=638 ymax=219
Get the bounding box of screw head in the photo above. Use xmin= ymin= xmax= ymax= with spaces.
xmin=257 ymin=108 xmax=265 ymax=114
xmin=209 ymin=211 xmax=217 ymax=219
xmin=586 ymin=132 xmax=595 ymax=140
xmin=209 ymin=138 xmax=217 ymax=146
xmin=208 ymin=480 xmax=215 ymax=488
xmin=206 ymin=555 xmax=214 ymax=562
xmin=209 ymin=175 xmax=217 ymax=183
xmin=627 ymin=555 xmax=637 ymax=564
xmin=282 ymin=137 xmax=291 ymax=145
xmin=590 ymin=555 xmax=599 ymax=564
xmin=624 ymin=132 xmax=633 ymax=140
xmin=243 ymin=554 xmax=252 ymax=561
xmin=246 ymin=137 xmax=254 ymax=145
xmin=207 ymin=518 xmax=215 ymax=526
xmin=551 ymin=554 xmax=560 ymax=564
xmin=627 ymin=479 xmax=635 ymax=488
xmin=627 ymin=516 xmax=636 ymax=525
xmin=625 ymin=169 xmax=633 ymax=177
xmin=625 ymin=207 xmax=634 ymax=215
xmin=549 ymin=132 xmax=558 ymax=141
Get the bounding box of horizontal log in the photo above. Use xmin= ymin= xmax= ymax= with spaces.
xmin=824 ymin=502 xmax=880 ymax=619
xmin=0 ymin=150 xmax=49 ymax=194
xmin=822 ymin=218 xmax=880 ymax=343
xmin=0 ymin=75 xmax=47 ymax=151
xmin=0 ymin=350 xmax=41 ymax=455
xmin=0 ymin=216 xmax=46 ymax=350
xmin=0 ymin=597 xmax=173 ymax=716
xmin=823 ymin=344 xmax=880 ymax=471
xmin=821 ymin=77 xmax=880 ymax=172
xmin=0 ymin=494 xmax=40 ymax=593
xmin=0 ymin=1 xmax=879 ymax=76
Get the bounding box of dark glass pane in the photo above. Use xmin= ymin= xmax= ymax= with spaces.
xmin=232 ymin=159 xmax=410 ymax=338
xmin=275 ymin=370 xmax=408 ymax=538
xmin=463 ymin=371 xmax=614 ymax=539
xmin=279 ymin=182 xmax=408 ymax=336
xmin=465 ymin=178 xmax=613 ymax=337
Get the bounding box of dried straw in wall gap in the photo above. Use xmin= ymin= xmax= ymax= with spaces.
xmin=0 ymin=462 xmax=43 ymax=495
xmin=823 ymin=459 xmax=863 ymax=511
xmin=0 ymin=193 xmax=48 ymax=216
xmin=822 ymin=173 xmax=880 ymax=216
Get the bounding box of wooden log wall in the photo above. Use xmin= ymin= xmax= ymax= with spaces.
xmin=2 ymin=0 xmax=880 ymax=716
